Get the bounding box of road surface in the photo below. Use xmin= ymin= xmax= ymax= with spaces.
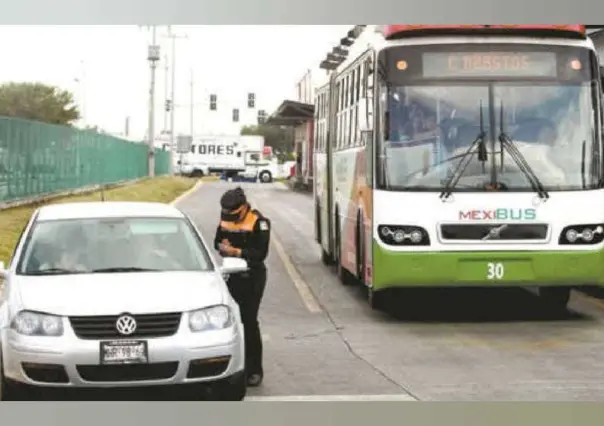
xmin=175 ymin=181 xmax=604 ymax=401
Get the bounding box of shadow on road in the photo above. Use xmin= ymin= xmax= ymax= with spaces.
xmin=28 ymin=384 xmax=225 ymax=401
xmin=350 ymin=286 xmax=592 ymax=324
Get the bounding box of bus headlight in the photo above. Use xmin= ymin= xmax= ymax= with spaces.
xmin=559 ymin=224 xmax=604 ymax=245
xmin=377 ymin=225 xmax=430 ymax=246
xmin=565 ymin=229 xmax=578 ymax=243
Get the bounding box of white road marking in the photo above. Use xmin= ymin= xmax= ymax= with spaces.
xmin=245 ymin=394 xmax=417 ymax=401
xmin=271 ymin=235 xmax=322 ymax=314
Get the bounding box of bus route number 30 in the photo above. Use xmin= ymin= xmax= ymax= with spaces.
xmin=486 ymin=262 xmax=505 ymax=280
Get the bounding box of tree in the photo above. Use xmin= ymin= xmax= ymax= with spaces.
xmin=240 ymin=124 xmax=294 ymax=154
xmin=0 ymin=82 xmax=80 ymax=126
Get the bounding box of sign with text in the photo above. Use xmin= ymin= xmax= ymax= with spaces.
xmin=422 ymin=52 xmax=557 ymax=78
xmin=176 ymin=135 xmax=193 ymax=153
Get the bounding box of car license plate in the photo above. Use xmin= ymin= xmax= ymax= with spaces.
xmin=100 ymin=340 xmax=148 ymax=364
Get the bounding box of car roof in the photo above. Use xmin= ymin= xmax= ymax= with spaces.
xmin=35 ymin=201 xmax=186 ymax=221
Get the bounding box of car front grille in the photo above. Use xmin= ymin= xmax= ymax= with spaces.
xmin=77 ymin=362 xmax=179 ymax=382
xmin=69 ymin=312 xmax=182 ymax=339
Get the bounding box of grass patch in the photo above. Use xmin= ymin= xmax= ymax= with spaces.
xmin=0 ymin=176 xmax=198 ymax=264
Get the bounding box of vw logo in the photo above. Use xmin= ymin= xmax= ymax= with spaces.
xmin=115 ymin=315 xmax=137 ymax=336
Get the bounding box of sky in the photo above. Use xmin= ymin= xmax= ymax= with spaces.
xmin=0 ymin=25 xmax=349 ymax=141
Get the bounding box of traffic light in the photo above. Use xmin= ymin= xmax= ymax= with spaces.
xmin=233 ymin=108 xmax=239 ymax=122
xmin=248 ymin=93 xmax=255 ymax=108
xmin=257 ymin=109 xmax=266 ymax=124
xmin=165 ymin=99 xmax=172 ymax=112
xmin=210 ymin=94 xmax=217 ymax=111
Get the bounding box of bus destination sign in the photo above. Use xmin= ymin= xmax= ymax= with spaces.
xmin=422 ymin=51 xmax=558 ymax=78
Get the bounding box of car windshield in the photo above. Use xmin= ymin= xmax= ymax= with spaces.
xmin=376 ymin=44 xmax=602 ymax=192
xmin=17 ymin=217 xmax=214 ymax=275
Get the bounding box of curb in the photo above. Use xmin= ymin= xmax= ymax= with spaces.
xmin=170 ymin=179 xmax=204 ymax=206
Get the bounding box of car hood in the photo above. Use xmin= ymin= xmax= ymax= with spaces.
xmin=13 ymin=271 xmax=228 ymax=316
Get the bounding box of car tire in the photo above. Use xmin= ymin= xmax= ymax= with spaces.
xmin=0 ymin=352 xmax=29 ymax=401
xmin=207 ymin=371 xmax=247 ymax=401
xmin=259 ymin=171 xmax=272 ymax=183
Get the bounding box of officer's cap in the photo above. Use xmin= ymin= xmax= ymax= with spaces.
xmin=220 ymin=186 xmax=247 ymax=211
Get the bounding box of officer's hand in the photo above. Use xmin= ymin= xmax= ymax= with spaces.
xmin=222 ymin=245 xmax=241 ymax=257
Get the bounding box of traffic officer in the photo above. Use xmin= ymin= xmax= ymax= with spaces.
xmin=214 ymin=187 xmax=270 ymax=387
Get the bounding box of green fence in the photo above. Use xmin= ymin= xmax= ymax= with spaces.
xmin=0 ymin=116 xmax=170 ymax=203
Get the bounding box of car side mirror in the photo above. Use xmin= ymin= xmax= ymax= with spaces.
xmin=220 ymin=257 xmax=249 ymax=276
xmin=0 ymin=260 xmax=7 ymax=279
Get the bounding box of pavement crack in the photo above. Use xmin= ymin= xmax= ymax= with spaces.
xmin=319 ymin=305 xmax=423 ymax=401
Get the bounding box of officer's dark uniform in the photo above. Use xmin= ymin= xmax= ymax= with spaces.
xmin=214 ymin=187 xmax=270 ymax=387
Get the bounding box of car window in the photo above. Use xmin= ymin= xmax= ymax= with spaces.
xmin=16 ymin=216 xmax=214 ymax=275
xmin=9 ymin=217 xmax=35 ymax=268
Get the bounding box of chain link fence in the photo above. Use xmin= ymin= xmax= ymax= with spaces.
xmin=0 ymin=117 xmax=170 ymax=203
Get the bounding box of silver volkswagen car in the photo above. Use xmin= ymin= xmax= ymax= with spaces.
xmin=0 ymin=201 xmax=249 ymax=400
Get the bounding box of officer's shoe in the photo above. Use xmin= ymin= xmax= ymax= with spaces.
xmin=247 ymin=373 xmax=263 ymax=387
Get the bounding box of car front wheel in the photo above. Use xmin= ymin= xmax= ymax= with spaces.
xmin=0 ymin=352 xmax=29 ymax=401
xmin=206 ymin=371 xmax=247 ymax=401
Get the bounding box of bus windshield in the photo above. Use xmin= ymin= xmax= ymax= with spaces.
xmin=376 ymin=43 xmax=603 ymax=192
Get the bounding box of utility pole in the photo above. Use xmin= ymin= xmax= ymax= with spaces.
xmin=163 ymin=53 xmax=169 ymax=132
xmin=163 ymin=26 xmax=188 ymax=175
xmin=190 ymin=68 xmax=194 ymax=137
xmin=147 ymin=26 xmax=160 ymax=177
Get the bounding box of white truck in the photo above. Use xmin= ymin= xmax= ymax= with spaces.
xmin=179 ymin=135 xmax=286 ymax=183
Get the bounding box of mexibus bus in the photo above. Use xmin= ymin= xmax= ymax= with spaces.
xmin=313 ymin=24 xmax=604 ymax=311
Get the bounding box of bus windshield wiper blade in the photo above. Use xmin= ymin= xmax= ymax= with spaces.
xmin=498 ymin=101 xmax=549 ymax=201
xmin=440 ymin=101 xmax=488 ymax=201
xmin=498 ymin=133 xmax=549 ymax=200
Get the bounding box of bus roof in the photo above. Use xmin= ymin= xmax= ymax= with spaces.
xmin=381 ymin=25 xmax=586 ymax=40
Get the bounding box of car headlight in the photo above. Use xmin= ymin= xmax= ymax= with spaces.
xmin=11 ymin=311 xmax=64 ymax=336
xmin=188 ymin=305 xmax=232 ymax=332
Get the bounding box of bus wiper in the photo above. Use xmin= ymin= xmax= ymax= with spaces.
xmin=498 ymin=102 xmax=549 ymax=201
xmin=439 ymin=101 xmax=488 ymax=201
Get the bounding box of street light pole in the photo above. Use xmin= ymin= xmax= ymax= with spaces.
xmin=163 ymin=53 xmax=169 ymax=132
xmin=147 ymin=26 xmax=160 ymax=177
xmin=170 ymin=30 xmax=176 ymax=174
xmin=190 ymin=68 xmax=194 ymax=137
xmin=164 ymin=26 xmax=188 ymax=175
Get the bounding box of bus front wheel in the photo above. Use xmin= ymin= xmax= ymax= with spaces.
xmin=368 ymin=288 xmax=387 ymax=311
xmin=538 ymin=286 xmax=571 ymax=310
xmin=334 ymin=216 xmax=355 ymax=286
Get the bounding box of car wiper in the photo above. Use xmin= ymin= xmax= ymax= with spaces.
xmin=498 ymin=101 xmax=549 ymax=201
xmin=91 ymin=267 xmax=160 ymax=273
xmin=439 ymin=101 xmax=488 ymax=201
xmin=26 ymin=268 xmax=85 ymax=275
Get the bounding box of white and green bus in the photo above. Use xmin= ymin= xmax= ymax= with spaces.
xmin=313 ymin=25 xmax=604 ymax=311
